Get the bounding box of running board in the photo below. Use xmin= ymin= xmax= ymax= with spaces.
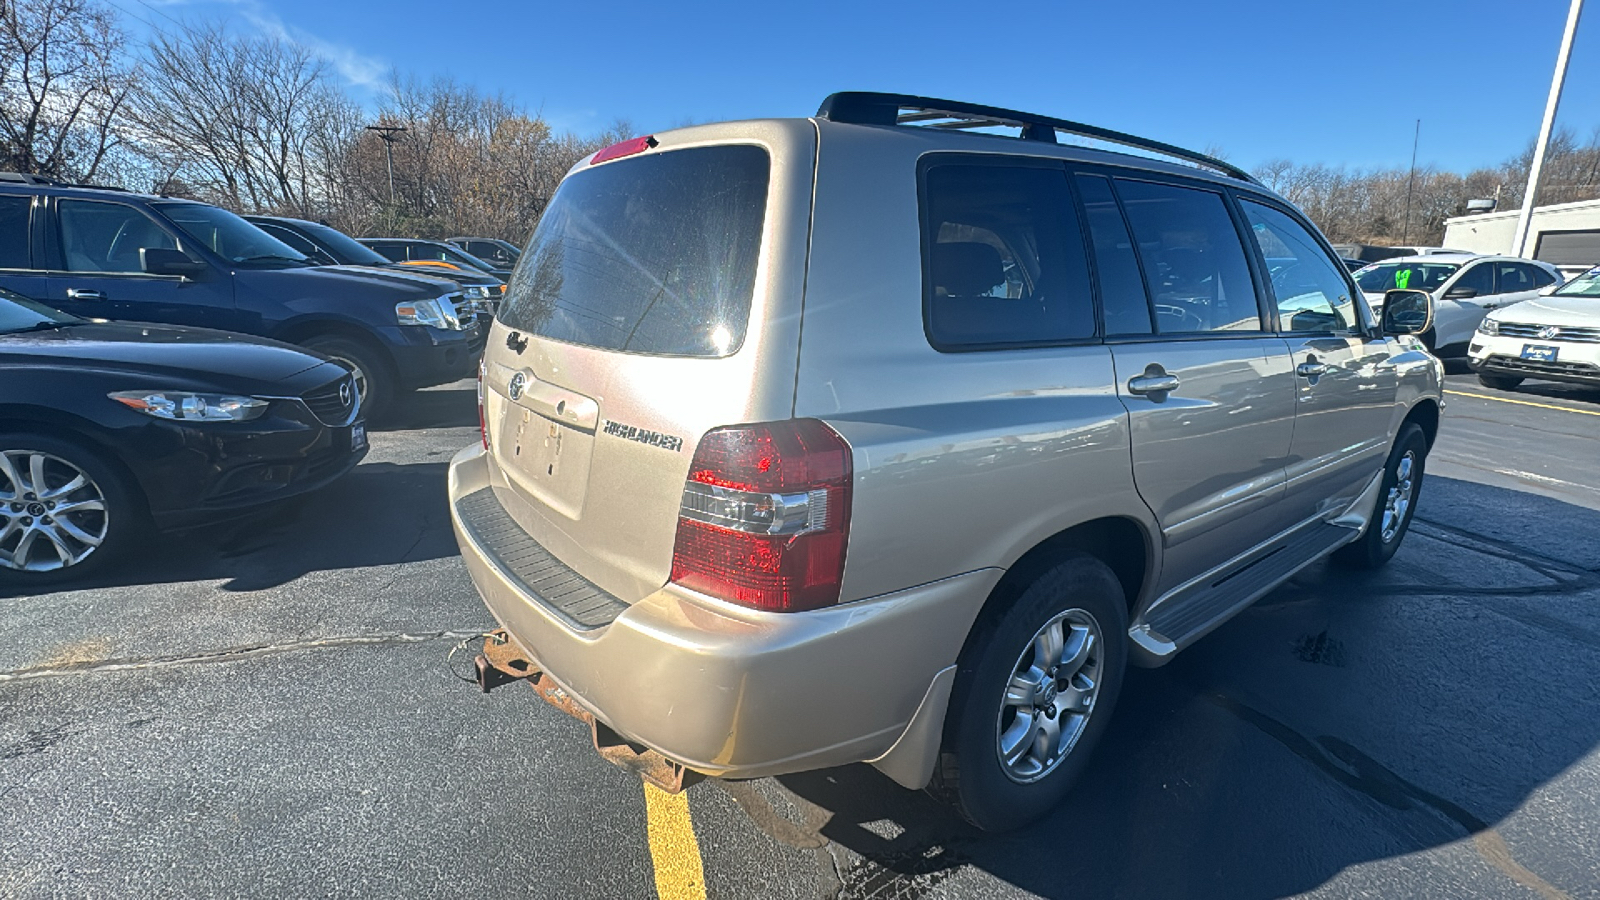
xmin=1135 ymin=522 xmax=1355 ymax=659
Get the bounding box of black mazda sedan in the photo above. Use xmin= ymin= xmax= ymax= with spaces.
xmin=0 ymin=288 xmax=366 ymax=582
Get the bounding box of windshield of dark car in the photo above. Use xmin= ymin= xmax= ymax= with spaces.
xmin=301 ymin=222 xmax=392 ymax=266
xmin=155 ymin=203 xmax=312 ymax=268
xmin=0 ymin=290 xmax=81 ymax=334
xmin=1552 ymin=267 xmax=1600 ymax=297
xmin=1354 ymin=262 xmax=1459 ymax=293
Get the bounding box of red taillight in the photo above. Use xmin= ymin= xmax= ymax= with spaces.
xmin=477 ymin=361 xmax=488 ymax=450
xmin=669 ymin=419 xmax=852 ymax=613
xmin=591 ymin=135 xmax=657 ymax=164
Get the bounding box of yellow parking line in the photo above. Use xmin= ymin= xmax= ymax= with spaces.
xmin=1445 ymin=390 xmax=1600 ymax=418
xmin=643 ymin=783 xmax=707 ymax=900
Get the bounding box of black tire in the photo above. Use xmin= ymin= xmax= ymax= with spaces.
xmin=0 ymin=432 xmax=143 ymax=586
xmin=300 ymin=335 xmax=393 ymax=421
xmin=1477 ymin=373 xmax=1523 ymax=391
xmin=930 ymin=554 xmax=1128 ymax=832
xmin=1332 ymin=423 xmax=1427 ymax=570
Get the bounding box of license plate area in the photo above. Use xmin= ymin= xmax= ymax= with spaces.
xmin=350 ymin=421 xmax=368 ymax=451
xmin=1521 ymin=344 xmax=1559 ymax=362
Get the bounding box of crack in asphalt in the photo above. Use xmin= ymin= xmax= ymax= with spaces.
xmin=0 ymin=629 xmax=484 ymax=683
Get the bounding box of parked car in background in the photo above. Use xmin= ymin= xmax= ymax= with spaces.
xmin=454 ymin=92 xmax=1444 ymax=832
xmin=1333 ymin=243 xmax=1475 ymax=263
xmin=0 ymin=175 xmax=483 ymax=418
xmin=1340 ymin=256 xmax=1367 ymax=272
xmin=360 ymin=238 xmax=512 ymax=282
xmin=449 ymin=237 xmax=521 ymax=271
xmin=1353 ymin=254 xmax=1562 ymax=354
xmin=245 ymin=215 xmax=505 ymax=314
xmin=1470 ymin=264 xmax=1600 ymax=390
xmin=0 ymin=286 xmax=365 ymax=583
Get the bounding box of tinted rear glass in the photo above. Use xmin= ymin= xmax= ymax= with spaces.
xmin=499 ymin=145 xmax=770 ymax=357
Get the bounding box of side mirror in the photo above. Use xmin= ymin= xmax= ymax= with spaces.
xmin=141 ymin=247 xmax=206 ymax=278
xmin=1382 ymin=289 xmax=1433 ymax=335
xmin=1443 ymin=285 xmax=1478 ymax=300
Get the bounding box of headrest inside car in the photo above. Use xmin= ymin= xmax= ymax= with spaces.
xmin=932 ymin=241 xmax=1005 ymax=297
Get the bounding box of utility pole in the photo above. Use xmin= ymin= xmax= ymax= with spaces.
xmin=1513 ymin=0 xmax=1584 ymax=258
xmin=1401 ymin=119 xmax=1420 ymax=244
xmin=366 ymin=124 xmax=407 ymax=205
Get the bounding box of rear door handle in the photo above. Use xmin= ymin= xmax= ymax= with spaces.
xmin=1127 ymin=373 xmax=1181 ymax=395
xmin=1297 ymin=362 xmax=1328 ymax=378
xmin=66 ymin=289 xmax=105 ymax=301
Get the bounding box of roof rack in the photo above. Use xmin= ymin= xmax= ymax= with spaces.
xmin=815 ymin=92 xmax=1258 ymax=185
xmin=0 ymin=171 xmax=130 ymax=192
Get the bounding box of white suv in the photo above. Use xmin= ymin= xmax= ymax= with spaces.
xmin=1470 ymin=264 xmax=1600 ymax=390
xmin=1354 ymin=254 xmax=1562 ymax=355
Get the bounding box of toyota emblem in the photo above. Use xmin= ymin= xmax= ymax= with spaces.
xmin=1538 ymin=325 xmax=1560 ymax=340
xmin=508 ymin=372 xmax=527 ymax=401
xmin=339 ymin=381 xmax=352 ymax=406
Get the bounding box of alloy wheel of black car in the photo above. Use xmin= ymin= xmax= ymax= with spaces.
xmin=0 ymin=436 xmax=136 ymax=580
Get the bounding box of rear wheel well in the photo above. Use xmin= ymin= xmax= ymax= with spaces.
xmin=973 ymin=518 xmax=1150 ymax=636
xmin=1403 ymin=399 xmax=1440 ymax=451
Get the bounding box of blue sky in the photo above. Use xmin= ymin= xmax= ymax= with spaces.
xmin=127 ymin=0 xmax=1599 ymax=174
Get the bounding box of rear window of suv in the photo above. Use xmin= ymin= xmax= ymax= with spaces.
xmin=499 ymin=144 xmax=770 ymax=358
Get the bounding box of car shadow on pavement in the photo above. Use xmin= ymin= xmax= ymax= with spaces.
xmin=0 ymin=460 xmax=460 ymax=599
xmin=763 ymin=474 xmax=1600 ymax=899
xmin=373 ymin=387 xmax=479 ymax=432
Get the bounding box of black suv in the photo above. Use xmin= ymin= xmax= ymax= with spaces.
xmin=0 ymin=175 xmax=484 ymax=417
xmin=246 ymin=215 xmax=506 ymax=315
xmin=448 ymin=236 xmax=521 ymax=271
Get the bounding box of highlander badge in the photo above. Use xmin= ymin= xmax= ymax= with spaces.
xmin=508 ymin=372 xmax=527 ymax=401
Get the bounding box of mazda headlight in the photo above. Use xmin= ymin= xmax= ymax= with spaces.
xmin=1477 ymin=318 xmax=1500 ymax=336
xmin=110 ymin=391 xmax=269 ymax=421
xmin=396 ymin=296 xmax=463 ymax=330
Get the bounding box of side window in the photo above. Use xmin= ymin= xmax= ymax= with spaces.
xmin=1531 ymin=266 xmax=1557 ymax=288
xmin=1114 ymin=179 xmax=1261 ymax=333
xmin=922 ymin=161 xmax=1095 ymax=348
xmin=57 ymin=200 xmax=178 ymax=273
xmin=1239 ymin=199 xmax=1356 ymax=332
xmin=370 ymin=243 xmax=405 ymax=263
xmin=1075 ymin=174 xmax=1152 ymax=335
xmin=1494 ymin=262 xmax=1535 ymax=294
xmin=1452 ymin=263 xmax=1495 ymax=297
xmin=0 ymin=196 xmax=30 ymax=269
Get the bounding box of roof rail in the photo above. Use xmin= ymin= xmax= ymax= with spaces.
xmin=815 ymin=92 xmax=1259 ymax=185
xmin=0 ymin=171 xmax=130 ymax=191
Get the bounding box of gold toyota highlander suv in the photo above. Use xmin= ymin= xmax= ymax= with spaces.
xmin=449 ymin=93 xmax=1444 ymax=831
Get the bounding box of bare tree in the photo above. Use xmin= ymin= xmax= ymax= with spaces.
xmin=128 ymin=20 xmax=358 ymax=214
xmin=0 ymin=0 xmax=134 ymax=179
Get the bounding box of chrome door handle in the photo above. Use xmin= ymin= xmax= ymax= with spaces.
xmin=1297 ymin=362 xmax=1328 ymax=378
xmin=1127 ymin=373 xmax=1181 ymax=395
xmin=65 ymin=289 xmax=105 ymax=301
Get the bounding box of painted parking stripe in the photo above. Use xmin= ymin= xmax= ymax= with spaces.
xmin=1445 ymin=389 xmax=1600 ymax=418
xmin=644 ymin=783 xmax=707 ymax=900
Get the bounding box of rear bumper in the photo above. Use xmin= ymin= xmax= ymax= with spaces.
xmin=447 ymin=443 xmax=995 ymax=780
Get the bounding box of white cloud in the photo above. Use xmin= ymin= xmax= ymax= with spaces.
xmin=143 ymin=0 xmax=388 ymax=91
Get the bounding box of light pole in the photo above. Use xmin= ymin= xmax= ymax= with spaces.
xmin=366 ymin=124 xmax=407 ymax=205
xmin=1401 ymin=119 xmax=1420 ymax=244
xmin=1512 ymin=0 xmax=1584 ymax=258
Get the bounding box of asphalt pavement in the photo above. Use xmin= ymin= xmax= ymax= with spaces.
xmin=3 ymin=373 xmax=1599 ymax=899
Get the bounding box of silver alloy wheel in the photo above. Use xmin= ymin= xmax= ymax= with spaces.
xmin=996 ymin=608 xmax=1104 ymax=783
xmin=0 ymin=450 xmax=109 ymax=572
xmin=1380 ymin=451 xmax=1417 ymax=544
